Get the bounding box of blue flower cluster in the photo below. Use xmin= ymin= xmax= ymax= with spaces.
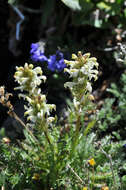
xmin=30 ymin=42 xmax=66 ymax=72
xmin=30 ymin=42 xmax=48 ymax=62
xmin=47 ymin=50 xmax=66 ymax=72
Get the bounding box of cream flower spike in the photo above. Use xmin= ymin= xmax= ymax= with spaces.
xmin=14 ymin=63 xmax=46 ymax=94
xmin=64 ymin=51 xmax=99 ymax=108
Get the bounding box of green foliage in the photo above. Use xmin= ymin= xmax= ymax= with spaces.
xmin=1 ymin=49 xmax=126 ymax=189
xmin=1 ymin=48 xmax=126 ymax=189
xmin=3 ymin=0 xmax=126 ymax=189
xmin=0 ymin=52 xmax=100 ymax=190
xmin=61 ymin=0 xmax=81 ymax=11
xmin=122 ymin=175 xmax=126 ymax=189
xmin=97 ymin=71 xmax=126 ymax=140
xmin=61 ymin=0 xmax=126 ymax=29
xmin=97 ymin=98 xmax=121 ymax=132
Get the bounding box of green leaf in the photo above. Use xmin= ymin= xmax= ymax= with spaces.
xmin=112 ymin=131 xmax=121 ymax=140
xmin=0 ymin=171 xmax=6 ymax=186
xmin=94 ymin=19 xmax=103 ymax=28
xmin=71 ymin=1 xmax=94 ymax=25
xmin=23 ymin=129 xmax=36 ymax=145
xmin=123 ymin=163 xmax=126 ymax=171
xmin=117 ymin=0 xmax=123 ymax=4
xmin=10 ymin=174 xmax=20 ymax=188
xmin=97 ymin=2 xmax=111 ymax=11
xmin=61 ymin=0 xmax=81 ymax=11
xmin=84 ymin=120 xmax=96 ymax=136
xmin=122 ymin=175 xmax=126 ymax=188
xmin=0 ymin=128 xmax=5 ymax=139
xmin=20 ymin=151 xmax=29 ymax=160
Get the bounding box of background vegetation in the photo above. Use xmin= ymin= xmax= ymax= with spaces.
xmin=0 ymin=0 xmax=126 ymax=189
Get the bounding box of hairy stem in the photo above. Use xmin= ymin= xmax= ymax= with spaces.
xmin=69 ymin=110 xmax=81 ymax=159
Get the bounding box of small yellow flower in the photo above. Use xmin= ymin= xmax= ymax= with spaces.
xmin=88 ymin=158 xmax=96 ymax=166
xmin=83 ymin=187 xmax=88 ymax=190
xmin=101 ymin=186 xmax=109 ymax=190
xmin=32 ymin=173 xmax=40 ymax=180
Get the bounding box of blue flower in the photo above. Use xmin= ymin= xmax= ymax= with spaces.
xmin=30 ymin=42 xmax=48 ymax=62
xmin=47 ymin=50 xmax=66 ymax=72
xmin=30 ymin=43 xmax=66 ymax=72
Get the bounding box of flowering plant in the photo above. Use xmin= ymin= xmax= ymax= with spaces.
xmin=0 ymin=50 xmax=122 ymax=190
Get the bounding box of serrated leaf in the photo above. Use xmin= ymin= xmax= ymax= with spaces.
xmin=61 ymin=0 xmax=81 ymax=11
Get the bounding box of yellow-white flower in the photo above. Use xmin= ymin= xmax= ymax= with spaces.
xmin=64 ymin=51 xmax=99 ymax=108
xmin=14 ymin=63 xmax=46 ymax=94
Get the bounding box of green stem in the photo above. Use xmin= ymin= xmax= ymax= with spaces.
xmin=42 ymin=121 xmax=58 ymax=163
xmin=91 ymin=167 xmax=95 ymax=190
xmin=69 ymin=111 xmax=81 ymax=159
xmin=42 ymin=122 xmax=54 ymax=152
